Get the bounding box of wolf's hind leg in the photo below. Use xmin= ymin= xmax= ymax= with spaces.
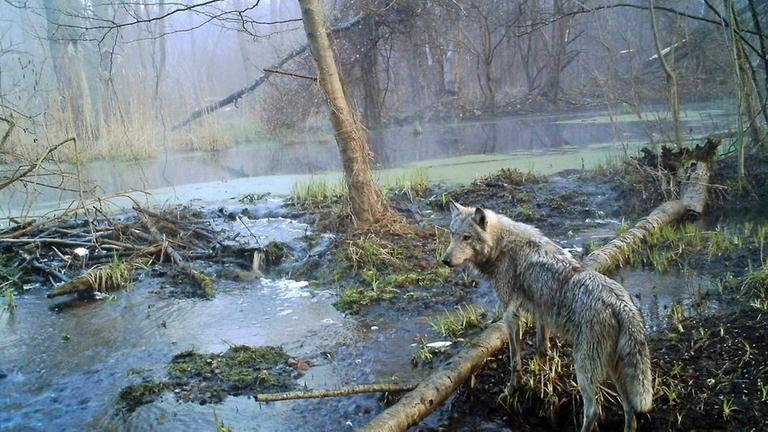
xmin=616 ymin=380 xmax=638 ymax=432
xmin=576 ymin=362 xmax=602 ymax=432
xmin=503 ymin=308 xmax=521 ymax=392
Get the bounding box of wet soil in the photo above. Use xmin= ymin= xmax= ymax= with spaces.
xmin=3 ymin=151 xmax=767 ymax=431
xmin=290 ymin=157 xmax=768 ymax=431
xmin=427 ymin=306 xmax=768 ymax=432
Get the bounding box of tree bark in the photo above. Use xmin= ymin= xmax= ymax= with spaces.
xmin=363 ymin=141 xmax=719 ymax=431
xmin=360 ymin=14 xmax=383 ymax=129
xmin=298 ymin=0 xmax=390 ymax=228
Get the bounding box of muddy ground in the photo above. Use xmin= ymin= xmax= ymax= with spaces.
xmin=288 ymin=153 xmax=768 ymax=431
xmin=3 ymin=150 xmax=767 ymax=431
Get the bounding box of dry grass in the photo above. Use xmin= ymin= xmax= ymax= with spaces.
xmin=170 ymin=117 xmax=232 ymax=152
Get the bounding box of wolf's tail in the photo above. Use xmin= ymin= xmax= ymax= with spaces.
xmin=615 ymin=306 xmax=653 ymax=413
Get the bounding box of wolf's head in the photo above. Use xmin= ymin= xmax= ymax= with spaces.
xmin=441 ymin=201 xmax=497 ymax=268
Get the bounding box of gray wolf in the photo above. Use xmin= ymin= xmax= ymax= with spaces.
xmin=441 ymin=201 xmax=652 ymax=432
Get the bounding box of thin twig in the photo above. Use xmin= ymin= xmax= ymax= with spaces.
xmin=263 ymin=68 xmax=318 ymax=81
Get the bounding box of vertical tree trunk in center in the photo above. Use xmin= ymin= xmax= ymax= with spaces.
xmin=360 ymin=14 xmax=383 ymax=129
xmin=297 ymin=0 xmax=389 ymax=227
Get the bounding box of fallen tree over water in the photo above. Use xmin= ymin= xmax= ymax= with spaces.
xmin=362 ymin=138 xmax=721 ymax=431
xmin=172 ymin=14 xmax=366 ymax=129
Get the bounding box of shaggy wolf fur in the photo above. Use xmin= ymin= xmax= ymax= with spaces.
xmin=442 ymin=202 xmax=652 ymax=432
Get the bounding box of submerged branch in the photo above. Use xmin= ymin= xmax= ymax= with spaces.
xmin=255 ymin=382 xmax=417 ymax=402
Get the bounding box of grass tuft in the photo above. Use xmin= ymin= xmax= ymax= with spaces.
xmin=429 ymin=304 xmax=486 ymax=339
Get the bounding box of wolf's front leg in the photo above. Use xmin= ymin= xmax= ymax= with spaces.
xmin=503 ymin=308 xmax=522 ymax=392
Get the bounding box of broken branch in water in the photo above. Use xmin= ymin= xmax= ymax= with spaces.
xmin=254 ymin=382 xmax=418 ymax=402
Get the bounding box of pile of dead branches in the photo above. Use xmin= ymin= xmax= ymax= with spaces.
xmin=0 ymin=205 xmax=219 ymax=298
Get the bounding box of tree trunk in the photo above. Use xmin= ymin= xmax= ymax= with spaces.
xmin=650 ymin=0 xmax=683 ymax=149
xmin=297 ymin=0 xmax=390 ymax=228
xmin=540 ymin=0 xmax=567 ymax=103
xmin=729 ymin=2 xmax=765 ymax=152
xmin=153 ymin=0 xmax=168 ymax=120
xmin=363 ymin=141 xmax=719 ymax=431
xmin=43 ymin=0 xmax=96 ymax=142
xmin=360 ymin=14 xmax=383 ymax=129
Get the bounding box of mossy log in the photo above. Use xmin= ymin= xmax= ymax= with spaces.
xmin=362 ymin=139 xmax=719 ymax=431
xmin=47 ymin=259 xmax=137 ymax=298
xmin=47 ymin=274 xmax=97 ymax=298
xmin=581 ymin=200 xmax=687 ymax=273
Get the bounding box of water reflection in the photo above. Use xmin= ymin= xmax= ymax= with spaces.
xmin=1 ymin=105 xmax=733 ymax=219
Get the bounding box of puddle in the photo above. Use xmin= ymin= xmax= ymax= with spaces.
xmin=617 ymin=269 xmax=719 ymax=334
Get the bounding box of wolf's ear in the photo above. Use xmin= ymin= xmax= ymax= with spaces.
xmin=473 ymin=207 xmax=487 ymax=230
xmin=449 ymin=200 xmax=464 ymax=217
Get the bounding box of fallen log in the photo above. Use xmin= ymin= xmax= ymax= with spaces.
xmin=47 ymin=259 xmax=138 ymax=298
xmin=254 ymin=382 xmax=417 ymax=402
xmin=581 ymin=200 xmax=686 ymax=273
xmin=362 ymin=139 xmax=720 ymax=431
xmin=362 ymin=323 xmax=508 ymax=432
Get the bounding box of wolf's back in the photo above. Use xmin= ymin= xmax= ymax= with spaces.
xmin=615 ymin=301 xmax=653 ymax=412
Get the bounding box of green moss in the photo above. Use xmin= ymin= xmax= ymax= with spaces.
xmin=327 ymin=229 xmax=454 ymax=313
xmin=300 ymin=233 xmax=323 ymax=250
xmin=514 ymin=205 xmax=544 ymax=222
xmin=495 ymin=168 xmax=547 ymax=186
xmin=381 ymin=267 xmax=452 ymax=288
xmin=169 ymin=345 xmax=289 ymax=392
xmin=117 ymin=379 xmax=175 ymax=413
xmin=262 ymin=242 xmax=290 ymax=267
xmin=335 ymin=286 xmax=398 ymax=314
xmin=118 ymin=344 xmax=296 ymax=412
xmin=192 ymin=271 xmax=217 ymax=298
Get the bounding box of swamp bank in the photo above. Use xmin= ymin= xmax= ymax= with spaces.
xmin=2 ymin=141 xmax=767 ymax=431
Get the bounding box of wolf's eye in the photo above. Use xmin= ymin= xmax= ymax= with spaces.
xmin=462 ymin=234 xmax=472 ymax=241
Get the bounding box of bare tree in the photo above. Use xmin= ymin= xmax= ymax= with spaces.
xmin=297 ymin=0 xmax=392 ymax=227
xmin=460 ymin=0 xmax=518 ymax=112
xmin=539 ymin=0 xmax=581 ymax=103
xmin=43 ymin=0 xmax=98 ymax=141
xmin=649 ymin=0 xmax=683 ymax=149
